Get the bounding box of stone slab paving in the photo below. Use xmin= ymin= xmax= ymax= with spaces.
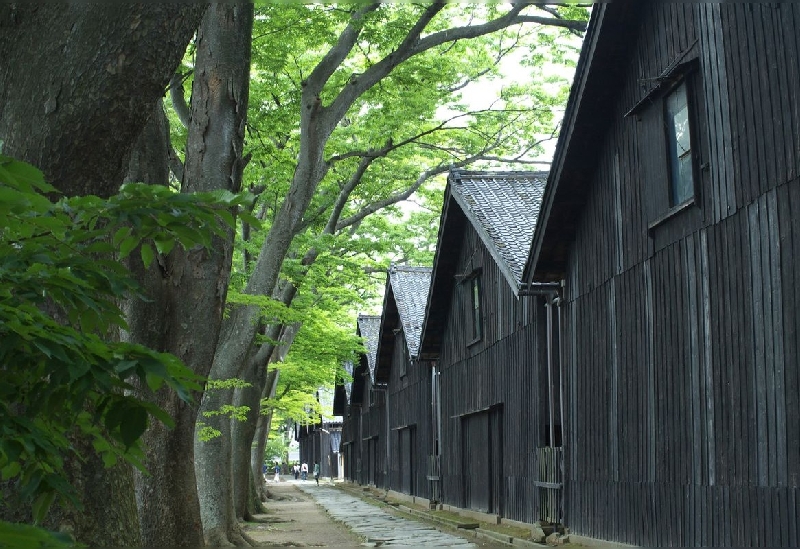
xmin=296 ymin=483 xmax=477 ymax=548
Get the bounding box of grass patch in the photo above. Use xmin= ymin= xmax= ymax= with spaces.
xmin=478 ymin=522 xmax=532 ymax=540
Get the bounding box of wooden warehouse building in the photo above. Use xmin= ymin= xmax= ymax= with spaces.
xmin=296 ymin=419 xmax=341 ymax=480
xmin=417 ymin=171 xmax=557 ymax=524
xmin=523 ymin=2 xmax=800 ymax=546
xmin=373 ymin=265 xmax=434 ymax=503
xmin=336 ymin=2 xmax=800 ymax=546
xmin=337 ymin=315 xmax=384 ymax=487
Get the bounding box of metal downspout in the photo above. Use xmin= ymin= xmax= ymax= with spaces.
xmin=546 ymin=295 xmax=555 ymax=448
xmin=386 ymin=385 xmax=390 ymax=489
xmin=556 ymin=294 xmax=566 ymax=526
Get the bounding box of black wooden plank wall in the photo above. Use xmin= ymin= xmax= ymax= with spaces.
xmin=360 ymin=381 xmax=387 ymax=488
xmin=437 ymin=224 xmax=549 ymax=523
xmin=342 ymin=406 xmax=362 ymax=482
xmin=386 ymin=329 xmax=433 ymax=499
xmin=561 ymin=3 xmax=800 ymax=546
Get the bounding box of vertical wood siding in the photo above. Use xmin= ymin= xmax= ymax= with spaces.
xmin=298 ymin=428 xmax=339 ymax=478
xmin=562 ymin=3 xmax=800 ymax=546
xmin=341 ymin=375 xmax=386 ymax=487
xmin=360 ymin=379 xmax=386 ymax=488
xmin=437 ymin=224 xmax=550 ymax=523
xmin=342 ymin=406 xmax=361 ymax=482
xmin=386 ymin=329 xmax=432 ymax=499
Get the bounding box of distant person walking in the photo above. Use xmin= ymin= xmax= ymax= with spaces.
xmin=293 ymin=463 xmax=300 ymax=480
xmin=273 ymin=463 xmax=281 ymax=483
xmin=313 ymin=461 xmax=320 ymax=485
xmin=301 ymin=462 xmax=308 ymax=481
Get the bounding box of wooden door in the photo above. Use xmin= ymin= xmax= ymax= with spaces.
xmin=462 ymin=412 xmax=490 ymax=512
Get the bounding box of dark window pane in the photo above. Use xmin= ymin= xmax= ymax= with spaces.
xmin=665 ymin=82 xmax=694 ymax=206
xmin=471 ymin=276 xmax=482 ymax=341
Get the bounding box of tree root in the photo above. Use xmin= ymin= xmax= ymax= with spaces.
xmin=204 ymin=527 xmax=236 ymax=547
xmin=204 ymin=522 xmax=260 ymax=547
xmin=230 ymin=524 xmax=259 ymax=547
xmin=242 ymin=512 xmax=271 ymax=523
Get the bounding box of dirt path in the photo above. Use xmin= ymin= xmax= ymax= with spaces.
xmin=245 ymin=480 xmax=365 ymax=547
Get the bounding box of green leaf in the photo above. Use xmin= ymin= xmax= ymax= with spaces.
xmin=119 ymin=406 xmax=148 ymax=448
xmin=0 ymin=155 xmax=56 ymax=194
xmin=31 ymin=491 xmax=56 ymax=525
xmin=145 ymin=372 xmax=164 ymax=392
xmin=216 ymin=209 xmax=235 ymax=229
xmin=171 ymin=225 xmax=204 ymax=249
xmin=153 ymin=236 xmax=175 ymax=256
xmin=114 ymin=360 xmax=138 ymax=378
xmin=140 ymin=243 xmax=155 ymax=268
xmin=0 ymin=520 xmax=77 ymax=549
xmin=104 ymin=400 xmax=127 ymax=432
xmin=112 ymin=226 xmax=131 ymax=247
xmin=139 ymin=401 xmax=175 ymax=429
xmin=19 ymin=469 xmax=43 ymax=500
xmin=238 ymin=211 xmax=262 ymax=228
xmin=1 ymin=461 xmax=21 ymax=481
xmin=101 ymin=451 xmax=118 ymax=468
xmin=119 ymin=235 xmax=139 ymax=259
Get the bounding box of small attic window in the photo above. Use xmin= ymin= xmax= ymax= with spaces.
xmin=664 ymin=81 xmax=694 ymax=207
xmin=628 ymin=58 xmax=702 ymax=231
xmin=467 ymin=271 xmax=482 ymax=345
xmin=395 ymin=328 xmax=408 ymax=378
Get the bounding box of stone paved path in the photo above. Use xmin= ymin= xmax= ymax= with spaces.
xmin=296 ymin=483 xmax=477 ymax=548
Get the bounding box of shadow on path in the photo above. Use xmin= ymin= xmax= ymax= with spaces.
xmin=245 ymin=480 xmax=363 ymax=547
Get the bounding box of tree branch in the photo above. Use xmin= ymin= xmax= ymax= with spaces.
xmin=168 ymin=71 xmax=192 ymax=128
xmin=514 ymin=15 xmax=587 ymax=32
xmin=326 ymin=4 xmax=585 ymax=127
xmin=334 ymin=162 xmax=450 ymax=232
xmin=534 ymin=6 xmax=587 ymax=37
xmin=325 ymin=2 xmax=447 ymax=124
xmin=167 ymin=141 xmax=184 ymax=182
xmin=304 ymin=3 xmax=381 ymax=94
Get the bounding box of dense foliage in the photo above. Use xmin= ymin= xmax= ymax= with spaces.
xmin=229 ymin=3 xmax=585 ymax=422
xmin=0 ymin=153 xmax=253 ymax=523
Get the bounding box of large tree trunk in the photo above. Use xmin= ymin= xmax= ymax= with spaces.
xmin=232 ymin=381 xmax=263 ymax=520
xmin=122 ymin=101 xmax=206 ymax=547
xmin=250 ymin=370 xmax=280 ymax=503
xmin=231 ymin=365 xmax=272 ymax=520
xmin=0 ymin=4 xmax=206 ymax=198
xmin=61 ymin=436 xmax=143 ymax=546
xmin=179 ymin=4 xmax=253 ymax=546
xmin=251 ymin=410 xmax=273 ymax=503
xmin=0 ymin=6 xmax=206 ymax=546
xmin=196 ymin=388 xmax=246 ymax=546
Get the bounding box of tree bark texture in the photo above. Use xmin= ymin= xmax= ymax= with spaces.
xmin=0 ymin=5 xmax=205 ymax=545
xmin=195 ymin=388 xmax=241 ymax=546
xmin=60 ymin=435 xmax=143 ymax=547
xmin=231 ymin=365 xmax=269 ymax=520
xmin=122 ymin=101 xmax=205 ymax=547
xmin=251 ymin=410 xmax=272 ymax=503
xmin=176 ymin=4 xmax=253 ymax=546
xmin=250 ymin=369 xmax=279 ymax=503
xmin=0 ymin=4 xmax=206 ymax=198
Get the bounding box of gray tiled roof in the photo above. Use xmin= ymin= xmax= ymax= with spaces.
xmin=357 ymin=315 xmax=381 ymax=382
xmin=451 ymin=171 xmax=547 ymax=290
xmin=388 ymin=265 xmax=432 ymax=358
